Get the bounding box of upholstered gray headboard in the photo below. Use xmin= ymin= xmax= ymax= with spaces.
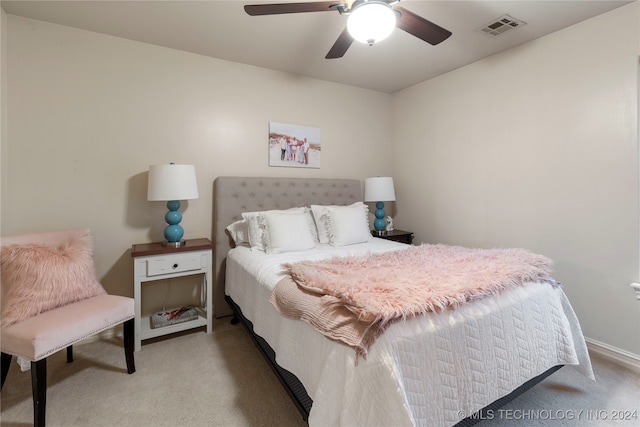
xmin=213 ymin=176 xmax=362 ymax=318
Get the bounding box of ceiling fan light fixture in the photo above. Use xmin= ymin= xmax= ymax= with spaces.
xmin=347 ymin=1 xmax=396 ymax=46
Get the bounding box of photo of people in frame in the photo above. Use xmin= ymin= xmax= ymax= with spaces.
xmin=269 ymin=121 xmax=321 ymax=169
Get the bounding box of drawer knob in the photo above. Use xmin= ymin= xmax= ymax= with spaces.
xmin=172 ymin=263 xmax=179 ymax=269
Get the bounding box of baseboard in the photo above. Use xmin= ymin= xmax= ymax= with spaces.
xmin=585 ymin=337 xmax=640 ymax=373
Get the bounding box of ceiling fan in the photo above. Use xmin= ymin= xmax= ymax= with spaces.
xmin=244 ymin=0 xmax=452 ymax=59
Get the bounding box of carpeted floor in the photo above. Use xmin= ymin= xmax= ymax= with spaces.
xmin=1 ymin=317 xmax=638 ymax=427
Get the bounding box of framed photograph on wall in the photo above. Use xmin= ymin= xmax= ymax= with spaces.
xmin=269 ymin=121 xmax=321 ymax=168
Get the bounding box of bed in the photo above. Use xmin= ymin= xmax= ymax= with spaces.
xmin=213 ymin=176 xmax=594 ymax=427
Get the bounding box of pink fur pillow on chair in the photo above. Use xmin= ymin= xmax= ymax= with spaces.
xmin=1 ymin=231 xmax=107 ymax=327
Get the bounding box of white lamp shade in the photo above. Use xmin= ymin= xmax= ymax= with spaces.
xmin=364 ymin=177 xmax=396 ymax=202
xmin=147 ymin=164 xmax=199 ymax=201
xmin=347 ymin=1 xmax=396 ymax=45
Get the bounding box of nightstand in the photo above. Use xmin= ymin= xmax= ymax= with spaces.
xmin=131 ymin=238 xmax=213 ymax=351
xmin=371 ymin=229 xmax=414 ymax=245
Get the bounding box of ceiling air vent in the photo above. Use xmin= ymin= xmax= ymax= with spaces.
xmin=477 ymin=15 xmax=526 ymax=37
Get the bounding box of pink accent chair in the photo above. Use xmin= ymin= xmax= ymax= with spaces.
xmin=0 ymin=228 xmax=135 ymax=427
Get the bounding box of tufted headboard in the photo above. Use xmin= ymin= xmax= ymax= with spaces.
xmin=212 ymin=176 xmax=362 ymax=318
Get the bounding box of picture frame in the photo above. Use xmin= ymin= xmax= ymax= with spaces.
xmin=269 ymin=121 xmax=321 ymax=168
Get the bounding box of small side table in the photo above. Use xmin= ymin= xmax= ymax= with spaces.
xmin=371 ymin=229 xmax=414 ymax=245
xmin=131 ymin=238 xmax=213 ymax=351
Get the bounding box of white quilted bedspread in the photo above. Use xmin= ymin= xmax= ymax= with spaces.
xmin=226 ymin=239 xmax=594 ymax=427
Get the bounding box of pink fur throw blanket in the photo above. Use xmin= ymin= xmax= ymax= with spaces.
xmin=271 ymin=244 xmax=555 ymax=359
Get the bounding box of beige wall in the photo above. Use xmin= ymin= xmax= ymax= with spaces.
xmin=1 ymin=9 xmax=6 ymax=232
xmin=393 ymin=3 xmax=640 ymax=356
xmin=1 ymin=15 xmax=393 ymax=302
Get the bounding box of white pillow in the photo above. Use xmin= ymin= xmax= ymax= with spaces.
xmin=324 ymin=202 xmax=371 ymax=246
xmin=241 ymin=207 xmax=305 ymax=251
xmin=225 ymin=219 xmax=249 ymax=247
xmin=261 ymin=210 xmax=316 ymax=254
xmin=310 ymin=204 xmax=332 ymax=244
xmin=312 ymin=202 xmax=367 ymax=244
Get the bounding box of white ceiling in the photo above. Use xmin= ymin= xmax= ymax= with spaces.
xmin=1 ymin=0 xmax=633 ymax=93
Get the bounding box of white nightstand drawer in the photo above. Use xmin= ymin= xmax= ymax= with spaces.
xmin=146 ymin=254 xmax=202 ymax=277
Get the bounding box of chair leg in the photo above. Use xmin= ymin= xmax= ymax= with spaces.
xmin=66 ymin=346 xmax=73 ymax=363
xmin=123 ymin=318 xmax=135 ymax=374
xmin=31 ymin=359 xmax=47 ymax=427
xmin=1 ymin=352 xmax=12 ymax=390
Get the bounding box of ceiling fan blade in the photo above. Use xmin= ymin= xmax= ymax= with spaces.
xmin=244 ymin=1 xmax=342 ymax=16
xmin=325 ymin=27 xmax=354 ymax=59
xmin=394 ymin=6 xmax=452 ymax=46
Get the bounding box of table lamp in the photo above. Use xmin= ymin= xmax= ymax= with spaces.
xmin=147 ymin=163 xmax=199 ymax=247
xmin=364 ymin=177 xmax=396 ymax=235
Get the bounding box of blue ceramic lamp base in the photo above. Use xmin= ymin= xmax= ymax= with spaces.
xmin=373 ymin=201 xmax=387 ymax=235
xmin=162 ymin=200 xmax=186 ymax=247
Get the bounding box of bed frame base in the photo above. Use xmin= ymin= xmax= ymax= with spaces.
xmin=226 ymin=295 xmax=562 ymax=425
xmin=226 ymin=296 xmax=312 ymax=421
xmin=454 ymin=364 xmax=562 ymax=426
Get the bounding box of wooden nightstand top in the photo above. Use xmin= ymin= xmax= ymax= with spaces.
xmin=131 ymin=238 xmax=213 ymax=258
xmin=371 ymin=229 xmax=414 ymax=244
